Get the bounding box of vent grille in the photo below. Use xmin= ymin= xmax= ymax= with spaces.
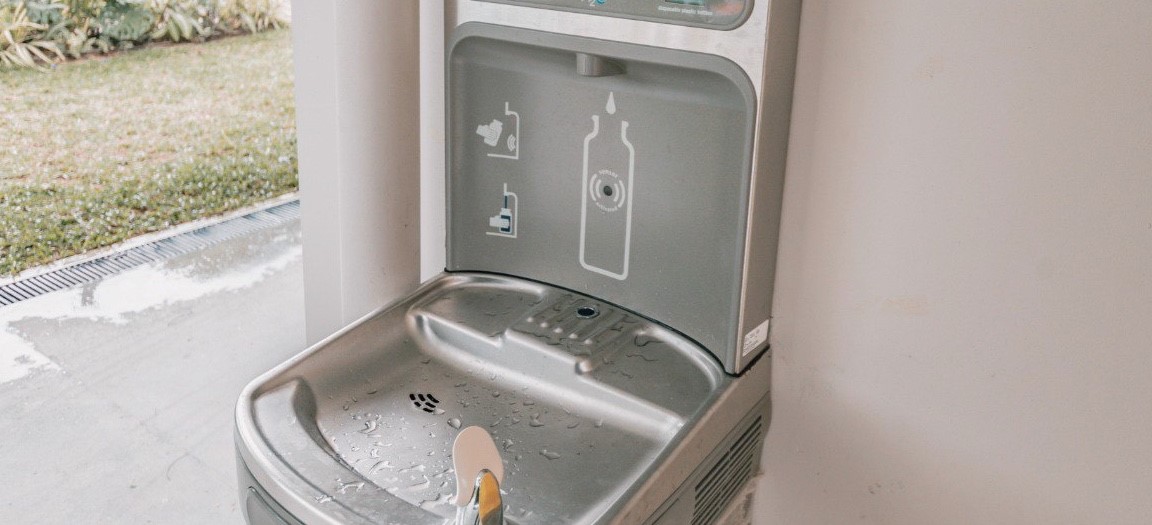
xmin=0 ymin=200 xmax=299 ymax=307
xmin=692 ymin=416 xmax=763 ymax=525
xmin=409 ymin=393 xmax=441 ymax=413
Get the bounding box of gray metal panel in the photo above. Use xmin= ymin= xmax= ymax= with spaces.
xmin=446 ymin=23 xmax=757 ymax=369
xmin=452 ymin=0 xmax=773 ymax=96
xmin=450 ymin=1 xmax=803 ymax=373
xmin=644 ymin=396 xmax=769 ymax=525
xmin=732 ymin=0 xmax=803 ymax=371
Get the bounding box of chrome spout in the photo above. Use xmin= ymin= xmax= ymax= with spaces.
xmin=456 ymin=469 xmax=503 ymax=525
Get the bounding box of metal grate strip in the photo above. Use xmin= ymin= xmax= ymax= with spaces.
xmin=0 ymin=199 xmax=300 ymax=308
xmin=692 ymin=416 xmax=764 ymax=525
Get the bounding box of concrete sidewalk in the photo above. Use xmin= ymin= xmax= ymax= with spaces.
xmin=0 ymin=213 xmax=305 ymax=524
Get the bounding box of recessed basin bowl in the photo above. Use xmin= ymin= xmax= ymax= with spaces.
xmin=236 ymin=273 xmax=730 ymax=524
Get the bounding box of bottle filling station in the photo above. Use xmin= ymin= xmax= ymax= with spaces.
xmin=236 ymin=0 xmax=801 ymax=523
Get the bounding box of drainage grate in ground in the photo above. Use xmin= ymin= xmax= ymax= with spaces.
xmin=0 ymin=200 xmax=300 ymax=307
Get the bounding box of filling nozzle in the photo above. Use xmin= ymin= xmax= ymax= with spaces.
xmin=576 ymin=52 xmax=623 ymax=77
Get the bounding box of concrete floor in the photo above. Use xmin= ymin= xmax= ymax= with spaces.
xmin=0 ymin=218 xmax=305 ymax=524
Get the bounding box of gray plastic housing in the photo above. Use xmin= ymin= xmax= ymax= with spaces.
xmin=473 ymin=0 xmax=754 ymax=30
xmin=447 ymin=23 xmax=760 ymax=371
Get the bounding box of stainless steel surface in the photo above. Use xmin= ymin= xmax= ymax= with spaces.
xmin=236 ymin=272 xmax=744 ymax=524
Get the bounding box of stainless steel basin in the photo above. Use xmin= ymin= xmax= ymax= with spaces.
xmin=235 ymin=273 xmax=733 ymax=524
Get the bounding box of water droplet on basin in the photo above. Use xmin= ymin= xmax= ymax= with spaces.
xmin=336 ymin=480 xmax=365 ymax=494
xmin=315 ymin=494 xmax=333 ymax=504
xmin=491 ymin=390 xmax=501 ymax=398
xmin=369 ymin=460 xmax=394 ymax=473
xmin=447 ymin=418 xmax=462 ymax=429
xmin=510 ymin=417 xmax=521 ymax=425
xmin=523 ymin=400 xmax=535 ymax=406
xmin=567 ymin=421 xmax=580 ymax=429
xmin=529 ymin=414 xmax=544 ymax=427
xmin=400 ymin=464 xmax=427 ymax=473
xmin=540 ymin=450 xmax=561 ymax=460
xmin=503 ymin=439 xmax=514 ymax=451
xmin=595 ymin=419 xmax=604 ymax=428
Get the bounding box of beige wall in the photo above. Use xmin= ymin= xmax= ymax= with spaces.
xmin=757 ymin=1 xmax=1152 ymax=523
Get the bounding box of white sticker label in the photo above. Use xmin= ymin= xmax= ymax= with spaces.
xmin=742 ymin=319 xmax=770 ymax=356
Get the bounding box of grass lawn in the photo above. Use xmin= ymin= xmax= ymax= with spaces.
xmin=0 ymin=30 xmax=297 ymax=276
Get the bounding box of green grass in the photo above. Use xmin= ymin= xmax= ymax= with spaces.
xmin=0 ymin=30 xmax=297 ymax=276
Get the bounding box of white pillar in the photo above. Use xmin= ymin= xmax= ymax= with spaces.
xmin=420 ymin=1 xmax=447 ymax=281
xmin=292 ymin=1 xmax=421 ymax=344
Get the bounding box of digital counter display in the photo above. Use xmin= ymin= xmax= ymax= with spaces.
xmin=474 ymin=0 xmax=753 ymax=30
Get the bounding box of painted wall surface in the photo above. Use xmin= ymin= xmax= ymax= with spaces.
xmin=757 ymin=1 xmax=1152 ymax=523
xmin=293 ymin=1 xmax=421 ymax=344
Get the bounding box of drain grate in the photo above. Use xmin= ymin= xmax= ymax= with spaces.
xmin=0 ymin=200 xmax=300 ymax=308
xmin=410 ymin=393 xmax=441 ymax=413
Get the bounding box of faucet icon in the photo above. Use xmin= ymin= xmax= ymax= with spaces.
xmin=453 ymin=427 xmax=505 ymax=525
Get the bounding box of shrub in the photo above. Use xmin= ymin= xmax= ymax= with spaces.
xmin=0 ymin=2 xmax=64 ymax=68
xmin=96 ymin=0 xmax=154 ymax=42
xmin=149 ymin=0 xmax=212 ymax=43
xmin=217 ymin=0 xmax=285 ymax=34
xmin=0 ymin=0 xmax=288 ymax=69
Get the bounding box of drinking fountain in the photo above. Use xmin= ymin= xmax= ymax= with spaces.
xmin=236 ymin=1 xmax=801 ymax=523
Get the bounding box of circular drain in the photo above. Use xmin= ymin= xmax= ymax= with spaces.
xmin=409 ymin=393 xmax=440 ymax=413
xmin=576 ymin=305 xmax=600 ymax=319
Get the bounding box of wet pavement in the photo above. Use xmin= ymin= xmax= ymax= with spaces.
xmin=0 ymin=215 xmax=304 ymax=524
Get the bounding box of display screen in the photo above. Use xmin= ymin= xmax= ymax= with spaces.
xmin=474 ymin=0 xmax=753 ymax=30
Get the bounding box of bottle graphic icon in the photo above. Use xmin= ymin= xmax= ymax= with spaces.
xmin=579 ymin=92 xmax=635 ymax=280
